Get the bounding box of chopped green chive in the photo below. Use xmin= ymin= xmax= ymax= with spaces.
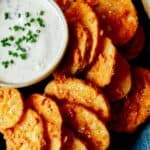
xmin=18 ymin=13 xmax=21 ymax=18
xmin=8 ymin=51 xmax=19 ymax=57
xmin=9 ymin=36 xmax=15 ymax=41
xmin=40 ymin=10 xmax=45 ymax=16
xmin=1 ymin=10 xmax=46 ymax=68
xmin=37 ymin=17 xmax=45 ymax=27
xmin=30 ymin=18 xmax=35 ymax=23
xmin=2 ymin=61 xmax=9 ymax=68
xmin=1 ymin=38 xmax=11 ymax=47
xmin=13 ymin=25 xmax=25 ymax=31
xmin=20 ymin=53 xmax=27 ymax=60
xmin=24 ymin=22 xmax=31 ymax=27
xmin=4 ymin=12 xmax=10 ymax=20
xmin=10 ymin=59 xmax=14 ymax=64
xmin=25 ymin=12 xmax=30 ymax=18
xmin=36 ymin=29 xmax=41 ymax=33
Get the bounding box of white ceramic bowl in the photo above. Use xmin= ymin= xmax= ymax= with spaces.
xmin=0 ymin=0 xmax=68 ymax=88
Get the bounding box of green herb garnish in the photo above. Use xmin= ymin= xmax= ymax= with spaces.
xmin=13 ymin=25 xmax=25 ymax=31
xmin=24 ymin=22 xmax=31 ymax=27
xmin=4 ymin=12 xmax=10 ymax=20
xmin=30 ymin=18 xmax=35 ymax=23
xmin=8 ymin=51 xmax=19 ymax=57
xmin=40 ymin=10 xmax=45 ymax=16
xmin=18 ymin=13 xmax=21 ymax=18
xmin=9 ymin=36 xmax=15 ymax=41
xmin=1 ymin=10 xmax=46 ymax=68
xmin=25 ymin=12 xmax=30 ymax=18
xmin=20 ymin=53 xmax=27 ymax=60
xmin=37 ymin=17 xmax=45 ymax=27
xmin=1 ymin=38 xmax=11 ymax=47
xmin=36 ymin=29 xmax=41 ymax=33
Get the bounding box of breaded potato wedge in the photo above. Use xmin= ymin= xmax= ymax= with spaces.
xmin=4 ymin=109 xmax=45 ymax=150
xmin=54 ymin=22 xmax=92 ymax=77
xmin=60 ymin=104 xmax=110 ymax=150
xmin=62 ymin=128 xmax=87 ymax=150
xmin=65 ymin=1 xmax=99 ymax=64
xmin=80 ymin=0 xmax=138 ymax=45
xmin=104 ymin=53 xmax=132 ymax=101
xmin=45 ymin=78 xmax=110 ymax=121
xmin=27 ymin=94 xmax=62 ymax=150
xmin=54 ymin=1 xmax=99 ymax=77
xmin=121 ymin=25 xmax=145 ymax=60
xmin=110 ymin=67 xmax=150 ymax=133
xmin=85 ymin=37 xmax=117 ymax=87
xmin=0 ymin=88 xmax=23 ymax=130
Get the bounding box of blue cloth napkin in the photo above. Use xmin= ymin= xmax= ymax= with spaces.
xmin=133 ymin=121 xmax=150 ymax=150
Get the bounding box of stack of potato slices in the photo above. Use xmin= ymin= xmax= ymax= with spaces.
xmin=0 ymin=0 xmax=150 ymax=150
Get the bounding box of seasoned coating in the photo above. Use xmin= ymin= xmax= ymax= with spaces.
xmin=110 ymin=67 xmax=150 ymax=133
xmin=61 ymin=128 xmax=87 ymax=150
xmin=64 ymin=1 xmax=99 ymax=64
xmin=27 ymin=94 xmax=62 ymax=150
xmin=4 ymin=109 xmax=45 ymax=150
xmin=57 ymin=0 xmax=138 ymax=45
xmin=54 ymin=22 xmax=92 ymax=77
xmin=121 ymin=25 xmax=145 ymax=60
xmin=45 ymin=78 xmax=110 ymax=121
xmin=60 ymin=104 xmax=110 ymax=150
xmin=104 ymin=53 xmax=132 ymax=101
xmin=79 ymin=0 xmax=138 ymax=45
xmin=85 ymin=37 xmax=117 ymax=87
xmin=0 ymin=88 xmax=23 ymax=130
xmin=55 ymin=1 xmax=99 ymax=77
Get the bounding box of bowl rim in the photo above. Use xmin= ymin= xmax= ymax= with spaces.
xmin=0 ymin=0 xmax=68 ymax=88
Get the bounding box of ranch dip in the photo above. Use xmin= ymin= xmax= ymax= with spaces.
xmin=0 ymin=0 xmax=67 ymax=85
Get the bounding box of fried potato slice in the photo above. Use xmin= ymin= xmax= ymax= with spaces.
xmin=121 ymin=25 xmax=145 ymax=60
xmin=110 ymin=67 xmax=150 ymax=133
xmin=65 ymin=1 xmax=99 ymax=64
xmin=4 ymin=109 xmax=45 ymax=150
xmin=85 ymin=37 xmax=117 ymax=87
xmin=60 ymin=104 xmax=110 ymax=150
xmin=54 ymin=22 xmax=92 ymax=77
xmin=61 ymin=128 xmax=87 ymax=150
xmin=0 ymin=88 xmax=23 ymax=130
xmin=54 ymin=1 xmax=99 ymax=77
xmin=27 ymin=94 xmax=62 ymax=150
xmin=80 ymin=0 xmax=138 ymax=45
xmin=45 ymin=78 xmax=110 ymax=121
xmin=104 ymin=53 xmax=132 ymax=101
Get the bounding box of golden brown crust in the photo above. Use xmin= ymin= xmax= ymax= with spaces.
xmin=95 ymin=0 xmax=138 ymax=45
xmin=27 ymin=94 xmax=62 ymax=150
xmin=54 ymin=22 xmax=92 ymax=77
xmin=54 ymin=1 xmax=99 ymax=77
xmin=104 ymin=53 xmax=132 ymax=101
xmin=65 ymin=2 xmax=99 ymax=64
xmin=110 ymin=67 xmax=150 ymax=133
xmin=85 ymin=37 xmax=117 ymax=87
xmin=4 ymin=109 xmax=46 ymax=150
xmin=0 ymin=88 xmax=23 ymax=130
xmin=60 ymin=104 xmax=110 ymax=150
xmin=45 ymin=78 xmax=110 ymax=122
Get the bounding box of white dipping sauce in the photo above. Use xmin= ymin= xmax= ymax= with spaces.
xmin=0 ymin=0 xmax=67 ymax=86
xmin=142 ymin=0 xmax=150 ymax=18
